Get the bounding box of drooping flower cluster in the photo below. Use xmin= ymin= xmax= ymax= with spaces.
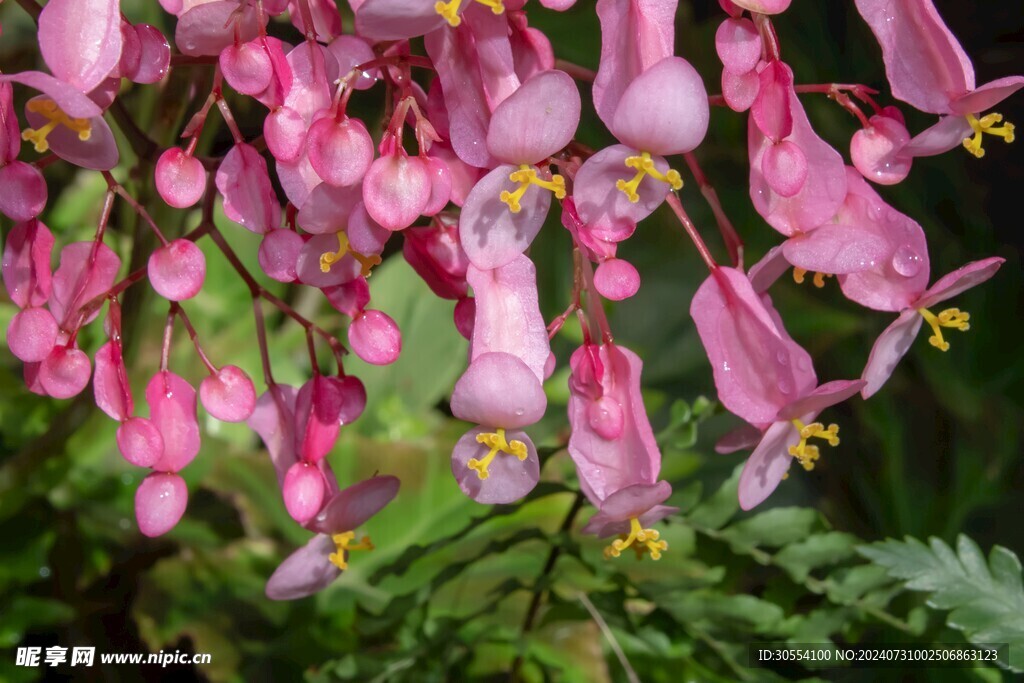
xmin=0 ymin=0 xmax=1016 ymax=598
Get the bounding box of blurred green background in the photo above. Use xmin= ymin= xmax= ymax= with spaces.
xmin=0 ymin=1 xmax=1021 ymax=681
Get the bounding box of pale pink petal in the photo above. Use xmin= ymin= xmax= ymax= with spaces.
xmin=860 ymin=310 xmax=923 ymax=399
xmin=306 ymin=116 xmax=374 ymax=188
xmin=348 ymin=310 xmax=402 ymax=365
xmin=130 ymin=24 xmax=172 ymax=84
xmin=0 ymin=71 xmax=102 ymax=119
xmin=451 ymin=352 xmax=547 ymax=428
xmin=903 ymin=115 xmax=972 ymax=157
xmin=175 ymin=1 xmax=262 ymax=57
xmin=148 ymin=239 xmax=206 ymax=301
xmin=49 ymin=241 xmax=121 ymax=328
xmin=487 ymin=70 xmax=580 ymax=164
xmin=24 ymin=99 xmax=119 ymax=171
xmin=354 ymin=0 xmax=448 ymax=41
xmin=459 ymin=164 xmax=551 ymax=270
xmin=309 ymin=475 xmax=400 ymax=534
xmin=200 ymin=365 xmax=256 ymax=422
xmin=283 ymin=461 xmax=327 ymax=524
xmin=851 ymin=112 xmax=913 ymax=184
xmin=362 ymin=153 xmax=431 ymax=231
xmin=216 ymin=143 xmax=282 ymax=234
xmin=39 ymin=345 xmax=91 ymax=399
xmin=3 ymin=219 xmax=54 ymax=309
xmin=722 ymin=68 xmax=759 ymax=112
xmin=950 ymin=76 xmax=1024 ymax=116
xmin=248 ymin=385 xmax=299 ymax=486
xmin=715 ymin=423 xmax=762 ymax=454
xmin=915 ymin=257 xmax=1005 ymax=310
xmin=93 ymin=340 xmax=132 ymax=420
xmin=738 ymin=419 xmax=796 ymax=510
xmin=297 ymin=182 xmax=363 ymax=235
xmin=117 ymin=417 xmax=164 ymax=468
xmin=716 ymin=17 xmax=761 ymax=75
xmin=259 ymin=229 xmax=303 ymax=282
xmin=0 ymin=163 xmax=47 ymax=222
xmin=146 ymin=371 xmax=201 ymax=473
xmin=135 ymin=472 xmax=188 ymax=537
xmin=38 ymin=0 xmax=122 ymax=92
xmin=325 ymin=35 xmax=378 ymax=90
xmin=7 ymin=307 xmax=58 ymax=363
xmin=782 ymin=223 xmax=891 ymax=275
xmin=265 ymin=533 xmax=340 ymax=600
xmin=777 ymin=379 xmax=865 ymax=421
xmin=574 ymin=144 xmax=671 ymax=231
xmin=451 ymin=426 xmax=539 ymax=505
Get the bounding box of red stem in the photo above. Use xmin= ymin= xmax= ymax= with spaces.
xmin=666 ymin=193 xmax=718 ymax=272
xmin=682 ymin=152 xmax=744 ymax=269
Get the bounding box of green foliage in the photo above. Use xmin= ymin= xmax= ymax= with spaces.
xmin=859 ymin=535 xmax=1024 ymax=672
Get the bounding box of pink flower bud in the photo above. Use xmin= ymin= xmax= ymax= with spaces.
xmin=282 ymin=461 xmax=326 ymax=524
xmin=200 ymin=365 xmax=257 ymax=423
xmin=348 ymin=310 xmax=401 ymax=366
xmin=336 ymin=375 xmax=367 ymax=425
xmin=454 ymin=296 xmax=475 ymax=341
xmin=0 ymin=161 xmax=47 ymax=221
xmin=362 ymin=152 xmax=431 ymax=231
xmin=129 ymin=24 xmax=171 ymax=84
xmin=39 ymin=345 xmax=91 ymax=399
xmin=306 ymin=115 xmax=374 ymax=187
xmin=148 ymin=239 xmax=206 ymax=301
xmin=7 ymin=307 xmax=58 ymax=362
xmin=117 ymin=417 xmax=164 ymax=468
xmin=587 ymin=395 xmax=625 ymax=441
xmin=155 ymin=148 xmax=206 ymax=209
xmin=851 ymin=112 xmax=912 ymax=186
xmin=220 ymin=39 xmax=273 ymax=96
xmin=594 ymin=258 xmax=641 ymax=301
xmin=716 ymin=18 xmax=762 ymax=75
xmin=135 ymin=472 xmax=188 ymax=537
xmin=258 ymin=229 xmax=303 ymax=282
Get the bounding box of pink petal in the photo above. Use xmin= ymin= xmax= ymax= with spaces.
xmin=38 ymin=0 xmax=122 ymax=93
xmin=3 ymin=219 xmax=54 ymax=309
xmin=722 ymin=68 xmax=760 ymax=112
xmin=730 ymin=0 xmax=791 ymax=14
xmin=296 ymin=182 xmax=363 ymax=235
xmin=258 ymin=229 xmax=303 ymax=283
xmin=594 ymin=258 xmax=641 ymax=301
xmin=0 ymin=162 xmax=47 ymax=222
xmin=283 ymin=461 xmax=327 ymax=524
xmin=402 ymin=222 xmax=470 ymax=300
xmin=611 ymin=56 xmax=709 ymax=155
xmin=746 ymin=244 xmax=789 ymax=293
xmin=348 ymin=310 xmax=402 ymax=365
xmin=716 ymin=17 xmax=762 ymax=75
xmin=467 ymin=255 xmax=551 ymax=382
xmin=354 ymin=0 xmax=448 ymax=41
xmin=582 ymin=504 xmax=678 ymax=538
xmin=0 ymin=71 xmax=102 ymax=119
xmin=573 ymin=144 xmax=671 ymax=231
xmin=175 ymin=1 xmax=262 ymax=57
xmin=715 ymin=423 xmax=762 ymax=454
xmin=752 ymin=61 xmax=794 ymax=143
xmin=306 ymin=116 xmax=374 ymax=188
xmin=594 ymin=481 xmax=672 ymax=522
xmin=147 ymin=239 xmax=206 ymax=301
xmin=903 ymin=115 xmax=972 ymax=158
xmin=49 ymin=241 xmax=121 ymax=329
xmin=459 ymin=164 xmax=551 ymax=270
xmin=265 ymin=106 xmax=307 ymax=163
xmin=325 ymin=35 xmax=378 ymax=90
xmin=451 ymin=352 xmax=547 ymax=429
xmin=950 ymin=76 xmax=1024 ymax=116
xmin=487 ymin=70 xmax=581 ymax=164
xmin=265 ymin=533 xmax=340 ymax=600
xmin=782 ymin=223 xmax=891 ymax=275
xmin=294 ymin=374 xmax=344 ymax=464
xmin=777 ymin=379 xmax=865 ymax=421
xmin=39 ymin=345 xmax=91 ymax=399
xmin=362 ymin=153 xmax=431 ymax=231
xmin=248 ymin=385 xmax=299 ymax=486
xmin=155 ymin=148 xmax=207 ymax=209
xmin=760 ymin=140 xmax=807 ymax=197
xmin=860 ymin=310 xmax=923 ymax=399
xmin=593 ymin=0 xmax=677 ymax=126
xmin=324 ymin=277 xmax=370 ymax=317
xmin=200 ymin=365 xmax=256 ymax=422
xmin=129 ymin=24 xmax=171 ymax=84
xmin=24 ymin=99 xmax=119 ymax=171
xmin=287 ymin=0 xmax=342 ymax=40
xmin=295 ymin=233 xmax=360 ymax=288
xmin=451 ymin=426 xmax=540 ymax=505
xmin=220 ymin=40 xmax=274 ymax=96
xmin=7 ymin=307 xmax=58 ymax=363
xmin=216 ymin=143 xmax=281 ymax=234
xmin=309 ymin=475 xmax=400 ymax=535
xmin=93 ymin=340 xmax=132 ymax=420
xmin=462 ymin=4 xmax=521 ymax=109
xmin=146 ymin=371 xmax=200 ymax=473
xmin=916 ymin=257 xmax=1006 ymax=310
xmin=851 ymin=112 xmax=913 ymax=184
xmin=853 ymin=0 xmax=973 ymax=114
xmin=117 ymin=417 xmax=165 ymax=468
xmin=276 ymin=153 xmax=321 ymax=208
xmin=135 ymin=472 xmax=188 ymax=537
xmin=1 ymin=82 xmax=20 ymax=163
xmin=738 ymin=419 xmax=796 ymax=510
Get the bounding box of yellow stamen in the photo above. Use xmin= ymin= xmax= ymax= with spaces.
xmin=963 ymin=112 xmax=1015 ymax=159
xmin=319 ymin=232 xmax=382 ymax=277
xmin=603 ymin=517 xmax=668 ymax=561
xmin=499 ymin=164 xmax=566 ymax=213
xmin=21 ymin=98 xmax=92 ymax=153
xmin=792 ymin=267 xmax=832 ymax=288
xmin=917 ymin=307 xmax=970 ymax=352
xmin=467 ymin=427 xmax=527 ymax=480
xmin=327 ymin=531 xmax=375 ymax=570
xmin=788 ymin=419 xmax=840 ymax=471
xmin=615 ymin=151 xmax=683 ymax=203
xmin=434 ymin=0 xmax=504 ymax=27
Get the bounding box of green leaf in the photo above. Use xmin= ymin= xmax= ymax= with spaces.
xmin=719 ymin=507 xmax=820 ymax=552
xmin=686 ymin=465 xmax=741 ymax=531
xmin=774 ymin=532 xmax=858 ymax=582
xmin=859 ymin=534 xmax=1024 ymax=671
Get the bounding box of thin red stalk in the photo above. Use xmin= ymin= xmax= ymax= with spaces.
xmin=160 ymin=306 xmax=175 ymax=372
xmin=682 ymin=152 xmax=744 ymax=268
xmin=173 ymin=304 xmax=218 ymax=375
xmin=105 ymin=175 xmax=169 ymax=245
xmin=554 ymin=58 xmax=596 ymax=83
xmin=666 ymin=193 xmax=718 ymax=272
xmin=548 ymin=248 xmax=583 ymax=340
xmin=216 ymin=97 xmax=244 ymax=144
xmin=253 ymin=298 xmax=275 ymax=385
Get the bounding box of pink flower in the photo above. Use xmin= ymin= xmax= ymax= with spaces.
xmin=265 ymin=476 xmax=399 ymax=600
xmin=855 ymin=0 xmax=1022 ymax=158
xmin=691 ymin=267 xmax=864 ymax=509
xmin=568 ymin=342 xmax=677 ymax=559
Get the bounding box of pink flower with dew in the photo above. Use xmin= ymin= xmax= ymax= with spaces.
xmin=568 ymin=343 xmax=677 ymax=560
xmin=574 ymin=57 xmax=708 ymax=231
xmin=449 ymin=353 xmax=545 ymax=504
xmin=690 ymin=267 xmax=865 ymax=509
xmin=216 ymin=143 xmax=282 ymax=234
xmin=747 ymin=61 xmax=847 ymax=236
xmin=265 ymin=476 xmax=399 ymax=600
xmin=854 ymin=0 xmax=1022 ymax=159
xmin=459 ymin=70 xmax=580 ymax=270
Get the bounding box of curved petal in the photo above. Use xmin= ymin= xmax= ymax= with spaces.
xmin=309 ymin=475 xmax=400 ymax=534
xmin=248 ymin=385 xmax=299 ymax=486
xmin=451 ymin=352 xmax=547 ymax=429
xmin=860 ymin=309 xmax=923 ymax=399
xmin=715 ymin=423 xmax=764 ymax=454
xmin=738 ymin=419 xmax=796 ymax=510
xmin=951 ymin=76 xmax=1024 ymax=116
xmin=916 ymin=257 xmax=1005 ymax=310
xmin=487 ymin=70 xmax=580 ymax=164
xmin=38 ymin=0 xmax=121 ymax=92
xmin=782 ymin=224 xmax=891 ymax=275
xmin=0 ymin=71 xmax=101 ymax=119
xmin=777 ymin=379 xmax=865 ymax=421
xmin=451 ymin=427 xmax=540 ymax=504
xmin=747 ymin=244 xmax=789 ymax=294
xmin=574 ymin=144 xmax=670 ymax=231
xmin=459 ymin=164 xmax=551 ymax=270
xmin=903 ymin=115 xmax=972 ymax=157
xmin=265 ymin=533 xmax=341 ymax=600
xmin=25 ymin=99 xmax=118 ymax=171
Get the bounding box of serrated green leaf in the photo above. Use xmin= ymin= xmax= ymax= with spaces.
xmin=719 ymin=507 xmax=820 ymax=552
xmin=859 ymin=534 xmax=1024 ymax=671
xmin=686 ymin=465 xmax=741 ymax=531
xmin=774 ymin=532 xmax=858 ymax=582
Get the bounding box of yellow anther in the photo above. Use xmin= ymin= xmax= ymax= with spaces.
xmin=319 ymin=231 xmax=381 ymax=277
xmin=963 ymin=112 xmax=1015 ymax=159
xmin=435 ymin=0 xmax=504 ymax=27
xmin=788 ymin=419 xmax=840 ymax=471
xmin=21 ymin=98 xmax=92 ymax=153
xmin=615 ymin=151 xmax=683 ymax=203
xmin=792 ymin=267 xmax=832 ymax=288
xmin=918 ymin=307 xmax=970 ymax=352
xmin=327 ymin=530 xmax=375 ymax=570
xmin=467 ymin=427 xmax=527 ymax=480
xmin=499 ymin=164 xmax=566 ymax=213
xmin=603 ymin=517 xmax=668 ymax=561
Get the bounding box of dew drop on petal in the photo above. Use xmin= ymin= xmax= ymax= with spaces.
xmin=891 ymin=245 xmax=923 ymax=278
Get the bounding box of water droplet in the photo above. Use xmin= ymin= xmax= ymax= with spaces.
xmin=39 ymin=566 xmax=51 ymax=578
xmin=514 ymin=408 xmax=525 ymax=417
xmin=776 ymin=351 xmax=789 ymax=366
xmin=777 ymin=378 xmax=793 ymax=394
xmin=892 ymin=245 xmax=922 ymax=277
xmin=797 ymin=356 xmax=811 ymax=372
